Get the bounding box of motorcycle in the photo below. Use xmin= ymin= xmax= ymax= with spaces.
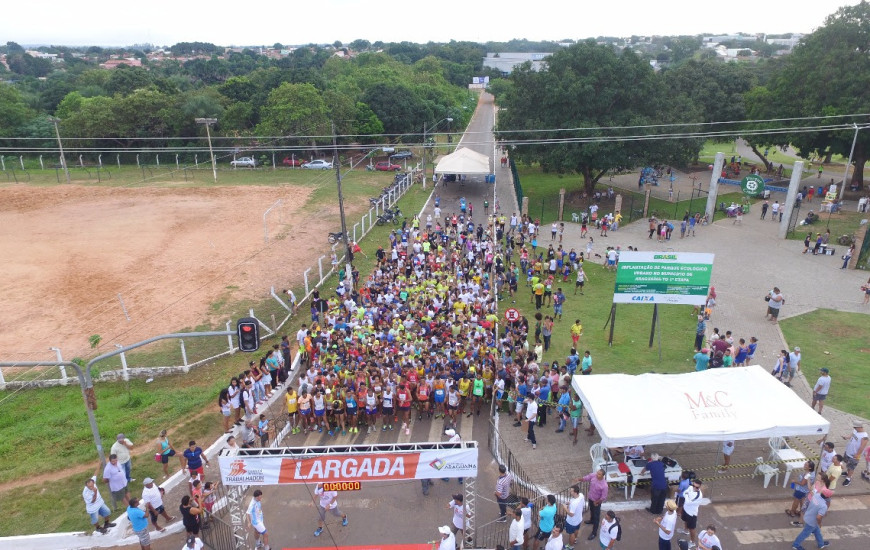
xmin=376 ymin=207 xmax=403 ymax=226
xmin=327 ymin=231 xmax=348 ymax=244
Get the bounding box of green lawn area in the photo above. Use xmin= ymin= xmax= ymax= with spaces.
xmin=0 ymin=181 xmax=431 ymax=536
xmin=782 ymin=207 xmax=867 ymax=243
xmin=517 ymin=164 xmax=743 ymax=225
xmin=779 ymin=309 xmax=870 ymax=420
xmin=500 ymin=261 xmax=699 ymax=375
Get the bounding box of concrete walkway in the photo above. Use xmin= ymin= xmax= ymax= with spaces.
xmin=492 ymin=139 xmax=870 ymax=503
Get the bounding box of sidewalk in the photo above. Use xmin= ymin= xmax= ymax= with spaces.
xmin=493 ymin=134 xmax=870 ymax=505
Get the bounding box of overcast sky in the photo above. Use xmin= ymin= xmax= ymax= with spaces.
xmin=3 ymin=0 xmax=860 ymax=47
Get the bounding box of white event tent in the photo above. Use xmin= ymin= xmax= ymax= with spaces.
xmin=434 ymin=146 xmax=492 ymax=175
xmin=572 ymin=365 xmax=829 ymax=448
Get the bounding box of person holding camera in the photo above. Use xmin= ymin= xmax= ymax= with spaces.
xmin=764 ymin=287 xmax=784 ymax=323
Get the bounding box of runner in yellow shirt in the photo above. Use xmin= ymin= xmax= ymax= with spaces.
xmin=285 ymin=387 xmax=300 ymax=434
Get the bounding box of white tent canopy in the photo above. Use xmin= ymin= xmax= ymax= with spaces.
xmin=572 ymin=365 xmax=829 ymax=448
xmin=434 ymin=147 xmax=492 ymax=175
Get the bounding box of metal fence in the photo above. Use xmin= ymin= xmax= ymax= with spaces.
xmin=0 ymin=171 xmax=417 ymax=390
xmin=509 ymin=158 xmax=523 ymax=204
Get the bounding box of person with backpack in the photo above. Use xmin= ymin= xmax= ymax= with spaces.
xmin=599 ymin=510 xmax=621 ymax=549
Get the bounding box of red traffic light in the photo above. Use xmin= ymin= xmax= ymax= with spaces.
xmin=236 ymin=317 xmax=260 ymax=352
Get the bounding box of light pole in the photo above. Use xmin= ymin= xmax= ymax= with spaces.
xmin=195 ymin=117 xmax=218 ymax=183
xmin=838 ymin=123 xmax=861 ymax=201
xmin=424 ymin=117 xmax=453 ymax=186
xmin=47 ymin=117 xmax=70 ymax=184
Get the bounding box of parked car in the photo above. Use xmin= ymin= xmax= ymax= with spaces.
xmin=390 ymin=150 xmax=413 ymax=160
xmin=375 ymin=161 xmax=401 ymax=171
xmin=282 ymin=157 xmax=302 ymax=167
xmin=230 ymin=156 xmax=256 ymax=168
xmin=302 ymin=159 xmax=333 ymax=170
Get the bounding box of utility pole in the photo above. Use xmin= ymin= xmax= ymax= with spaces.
xmin=332 ymin=123 xmax=354 ymax=292
xmin=48 ymin=117 xmax=70 ymax=184
xmin=195 ymin=117 xmax=218 ymax=183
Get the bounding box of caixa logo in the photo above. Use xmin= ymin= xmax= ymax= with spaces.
xmin=631 ymin=296 xmax=655 ymax=302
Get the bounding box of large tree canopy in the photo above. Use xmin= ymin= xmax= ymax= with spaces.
xmin=746 ymin=1 xmax=870 ymax=188
xmin=496 ymin=40 xmax=701 ymax=196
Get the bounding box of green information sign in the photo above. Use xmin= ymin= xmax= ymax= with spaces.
xmin=613 ymin=252 xmax=714 ymax=306
xmin=741 ymin=174 xmax=765 ymax=196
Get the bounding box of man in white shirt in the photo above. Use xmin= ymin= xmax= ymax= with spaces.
xmin=525 ymin=395 xmax=538 ymax=450
xmin=655 ymin=499 xmax=677 ymax=550
xmin=437 ymin=525 xmax=456 ymax=550
xmin=544 ymin=525 xmax=564 ymax=550
xmin=83 ymin=466 xmax=116 ymax=534
xmin=110 ymin=433 xmax=135 ymax=482
xmin=314 ymin=483 xmax=348 ymax=537
xmin=246 ymin=490 xmax=269 ymax=550
xmin=563 ymin=484 xmax=585 ymax=549
xmin=697 ymin=525 xmax=721 ymax=550
xmin=508 ymin=508 xmax=524 ymax=550
xmin=811 ymin=367 xmax=832 ymax=414
xmin=141 ymin=478 xmax=174 ymax=532
xmin=598 ymin=510 xmax=620 ymax=549
xmin=681 ymin=479 xmax=703 ymax=548
xmin=182 ymin=535 xmax=204 ymax=550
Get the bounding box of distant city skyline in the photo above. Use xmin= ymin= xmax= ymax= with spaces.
xmin=3 ymin=0 xmax=860 ymax=48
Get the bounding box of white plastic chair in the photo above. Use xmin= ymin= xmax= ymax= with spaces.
xmin=752 ymin=456 xmax=780 ymax=488
xmin=571 ymin=213 xmax=580 ymax=223
xmin=590 ymin=443 xmax=608 ymax=472
xmin=767 ymin=436 xmax=787 ymax=461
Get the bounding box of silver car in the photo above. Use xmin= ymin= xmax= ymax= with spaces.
xmin=302 ymin=159 xmax=334 ymax=170
xmin=230 ymin=156 xmax=256 ymax=168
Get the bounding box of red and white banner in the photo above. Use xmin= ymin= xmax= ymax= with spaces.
xmin=219 ymin=447 xmax=478 ymax=486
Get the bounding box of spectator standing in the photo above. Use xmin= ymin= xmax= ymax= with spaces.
xmin=182 ymin=441 xmax=210 ymax=478
xmin=563 ymin=484 xmax=585 ymax=550
xmin=448 ymin=493 xmax=467 ymax=539
xmin=525 ymin=395 xmax=538 ymax=450
xmin=718 ymin=440 xmax=735 ymax=474
xmin=436 ymin=525 xmax=456 ymax=550
xmin=842 ymin=419 xmax=868 ymax=486
xmin=495 ymin=464 xmax=513 ymax=522
xmin=246 ymin=490 xmax=270 ymax=550
xmin=654 ymin=500 xmax=678 ymax=550
xmin=183 ymin=535 xmax=204 ymax=550
xmin=765 ymin=287 xmax=784 ymax=324
xmin=83 ymin=464 xmax=116 ymax=534
xmin=509 ymin=508 xmax=525 ymax=550
xmin=111 ymin=433 xmax=135 ymax=482
xmin=544 ymin=525 xmax=564 ymax=550
xmin=576 ymin=468 xmax=607 ymax=541
xmin=535 ymin=495 xmax=557 ymax=550
xmin=156 ymin=429 xmax=181 ymax=479
xmin=698 ymin=525 xmax=722 ymax=550
xmin=680 ymin=478 xmax=703 ymax=548
xmin=142 ymin=477 xmax=174 ymax=532
xmin=641 ymin=453 xmax=669 ymax=514
xmin=811 ymin=368 xmax=831 ymax=414
xmin=127 ymin=497 xmax=152 ymax=550
xmin=693 ymin=316 xmax=706 ymax=352
xmin=786 ymin=346 xmax=801 ymax=387
xmin=103 ymin=454 xmax=129 ymax=510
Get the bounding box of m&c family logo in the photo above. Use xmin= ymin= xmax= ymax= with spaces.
xmin=228 ymin=460 xmax=247 ymax=477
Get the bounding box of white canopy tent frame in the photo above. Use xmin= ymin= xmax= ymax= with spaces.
xmin=572 ymin=365 xmax=829 ymax=448
xmin=434 ymin=146 xmax=492 ymax=175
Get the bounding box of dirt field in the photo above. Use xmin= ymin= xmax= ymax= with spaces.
xmin=0 ymin=183 xmax=337 ymax=360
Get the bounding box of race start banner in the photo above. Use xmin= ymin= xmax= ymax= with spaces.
xmin=219 ymin=445 xmax=478 ymax=485
xmin=613 ymin=251 xmax=714 ymax=306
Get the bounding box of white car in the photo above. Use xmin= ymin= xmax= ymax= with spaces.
xmin=302 ymin=159 xmax=333 ymax=170
xmin=230 ymin=156 xmax=256 ymax=168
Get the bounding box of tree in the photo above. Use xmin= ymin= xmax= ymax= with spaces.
xmin=257 ymin=82 xmax=330 ymax=141
xmin=105 ymin=65 xmax=153 ymax=96
xmin=497 ymin=41 xmax=701 ymax=196
xmin=744 ymin=1 xmax=870 ymax=188
xmin=362 ymin=82 xmax=430 ymax=137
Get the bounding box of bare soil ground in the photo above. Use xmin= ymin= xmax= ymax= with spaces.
xmin=0 ymin=183 xmax=335 ymax=359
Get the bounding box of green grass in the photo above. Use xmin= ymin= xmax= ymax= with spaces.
xmin=501 ymin=261 xmax=699 ymax=375
xmin=783 ymin=207 xmax=866 ymax=242
xmin=0 ymin=182 xmax=431 ymax=536
xmin=780 ymin=309 xmax=870 ymax=420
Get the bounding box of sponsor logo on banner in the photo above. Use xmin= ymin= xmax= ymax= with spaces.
xmin=224 ymin=459 xmax=266 ymax=484
xmin=429 ymin=458 xmax=446 ymax=470
xmin=684 ymin=391 xmax=735 ymax=420
xmin=279 ymin=454 xmax=421 ymax=483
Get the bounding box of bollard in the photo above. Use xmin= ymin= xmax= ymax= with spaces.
xmin=180 ymin=339 xmax=188 ymax=366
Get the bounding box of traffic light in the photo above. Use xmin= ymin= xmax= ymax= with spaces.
xmin=236 ymin=317 xmax=260 ymax=352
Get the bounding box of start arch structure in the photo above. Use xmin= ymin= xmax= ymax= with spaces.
xmin=217 ymin=441 xmax=479 ymax=549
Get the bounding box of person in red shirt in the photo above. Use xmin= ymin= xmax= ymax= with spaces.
xmin=397 ymin=383 xmax=412 ymax=435
xmin=417 ymin=378 xmax=431 ymax=420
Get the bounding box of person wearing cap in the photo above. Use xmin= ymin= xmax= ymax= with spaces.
xmin=110 ymin=433 xmax=134 ymax=483
xmin=83 ymin=464 xmax=116 ymax=534
xmin=654 ymin=500 xmax=678 ymax=550
xmin=436 ymin=525 xmax=456 ymax=550
xmin=127 ymin=497 xmax=151 ymax=550
xmin=680 ymin=478 xmax=703 ymax=548
xmin=142 ymin=478 xmax=174 ymax=532
xmin=811 ymin=368 xmax=832 ymax=414
xmin=842 ymin=419 xmax=868 ymax=486
xmin=182 ymin=535 xmax=204 ymax=550
xmin=785 ymin=346 xmax=801 ymax=387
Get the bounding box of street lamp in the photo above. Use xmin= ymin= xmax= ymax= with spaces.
xmin=838 ymin=123 xmax=861 ymax=201
xmin=424 ymin=117 xmax=453 ymax=186
xmin=195 ymin=117 xmax=218 ymax=183
xmin=47 ymin=117 xmax=70 ymax=184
